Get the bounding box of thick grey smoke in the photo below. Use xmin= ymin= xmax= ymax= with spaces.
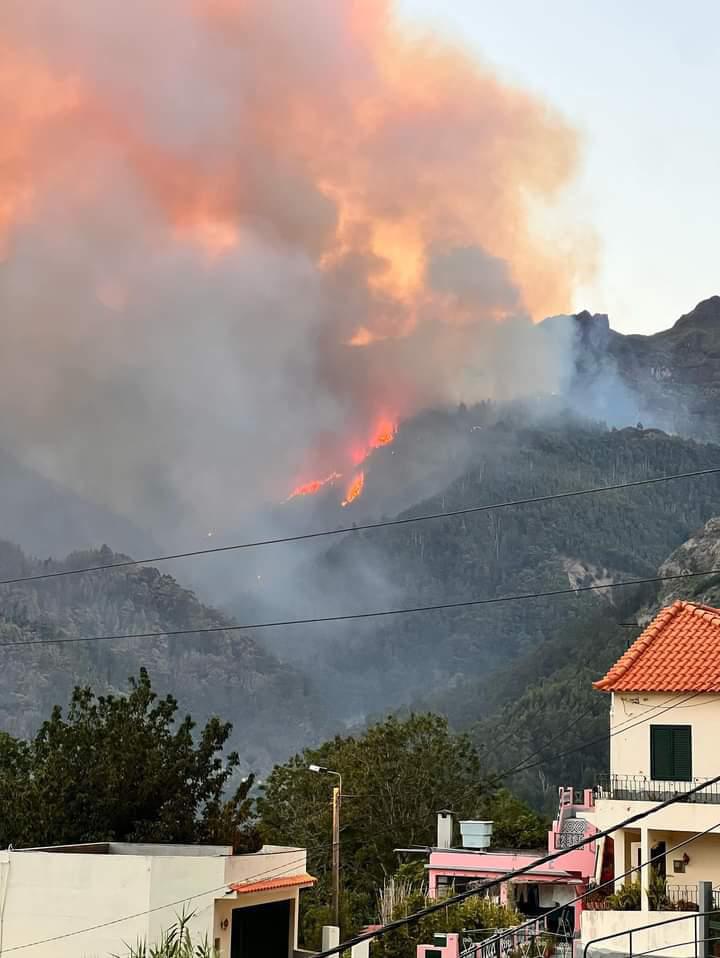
xmin=0 ymin=0 xmax=589 ymax=544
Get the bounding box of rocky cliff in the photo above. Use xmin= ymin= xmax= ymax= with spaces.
xmin=569 ymin=296 xmax=720 ymax=441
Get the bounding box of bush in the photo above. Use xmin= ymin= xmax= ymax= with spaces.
xmin=605 ymin=881 xmax=641 ymax=911
xmin=374 ymin=894 xmax=520 ymax=958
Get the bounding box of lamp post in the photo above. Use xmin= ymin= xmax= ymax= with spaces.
xmin=309 ymin=764 xmax=342 ymax=929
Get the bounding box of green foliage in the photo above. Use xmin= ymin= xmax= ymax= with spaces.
xmin=374 ymin=894 xmax=521 ymax=958
xmin=0 ymin=669 xmax=259 ymax=849
xmin=648 ymin=871 xmax=671 ymax=910
xmin=115 ymin=912 xmax=219 ymax=957
xmin=0 ymin=543 xmax=325 ymax=772
xmin=481 ymin=789 xmax=548 ymax=848
xmin=257 ymin=712 xmax=542 ymax=947
xmin=605 ymin=881 xmax=641 ymax=911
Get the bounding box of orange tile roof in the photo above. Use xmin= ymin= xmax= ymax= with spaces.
xmin=595 ymin=600 xmax=720 ymax=692
xmin=229 ymin=873 xmax=316 ymax=895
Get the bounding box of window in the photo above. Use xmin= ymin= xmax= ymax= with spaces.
xmin=651 ymin=725 xmax=692 ymax=781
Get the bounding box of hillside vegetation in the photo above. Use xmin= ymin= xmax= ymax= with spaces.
xmin=0 ymin=542 xmax=324 ymax=769
xmin=296 ymin=415 xmax=720 ymax=728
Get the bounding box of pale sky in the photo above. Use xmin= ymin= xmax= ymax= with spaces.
xmin=400 ymin=0 xmax=719 ymax=334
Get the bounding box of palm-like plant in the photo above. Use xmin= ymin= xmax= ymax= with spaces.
xmin=115 ymin=911 xmax=219 ymax=958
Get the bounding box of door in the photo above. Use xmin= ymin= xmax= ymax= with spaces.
xmin=230 ymin=900 xmax=291 ymax=958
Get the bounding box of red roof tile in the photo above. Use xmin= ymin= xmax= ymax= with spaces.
xmin=595 ymin=600 xmax=720 ymax=692
xmin=229 ymin=873 xmax=316 ymax=895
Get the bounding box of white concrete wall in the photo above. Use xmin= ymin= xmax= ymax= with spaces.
xmin=588 ymin=803 xmax=720 ymax=845
xmin=0 ymin=846 xmax=308 ymax=958
xmin=147 ymin=853 xmax=224 ymax=947
xmin=0 ymin=850 xmax=154 ymax=958
xmin=224 ymin=846 xmax=308 ymax=888
xmin=644 ymin=830 xmax=720 ymax=891
xmin=610 ymin=692 xmax=720 ymax=780
xmin=582 ymin=910 xmax=702 ymax=958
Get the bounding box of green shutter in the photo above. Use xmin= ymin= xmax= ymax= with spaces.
xmin=672 ymin=726 xmax=692 ymax=781
xmin=651 ymin=726 xmax=674 ymax=780
xmin=651 ymin=726 xmax=692 ymax=781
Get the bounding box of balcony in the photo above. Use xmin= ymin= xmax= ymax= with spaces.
xmin=595 ymin=775 xmax=720 ymax=805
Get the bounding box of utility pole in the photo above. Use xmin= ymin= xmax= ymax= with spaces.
xmin=331 ymin=783 xmax=342 ymax=929
xmin=309 ymin=765 xmax=343 ymax=930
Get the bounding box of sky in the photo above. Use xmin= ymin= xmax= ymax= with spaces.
xmin=401 ymin=0 xmax=719 ymax=335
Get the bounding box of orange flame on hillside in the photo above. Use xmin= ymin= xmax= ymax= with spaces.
xmin=286 ymin=418 xmax=397 ymax=506
xmin=286 ymin=471 xmax=342 ymax=501
xmin=342 ymin=471 xmax=365 ymax=508
xmin=350 ymin=418 xmax=397 ymax=466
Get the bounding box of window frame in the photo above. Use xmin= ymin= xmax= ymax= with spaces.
xmin=650 ymin=724 xmax=692 ymax=782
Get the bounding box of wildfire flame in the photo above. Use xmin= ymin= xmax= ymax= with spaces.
xmin=286 ymin=417 xmax=397 ymax=507
xmin=350 ymin=417 xmax=397 ymax=466
xmin=0 ymin=0 xmax=591 ymax=531
xmin=342 ymin=471 xmax=365 ymax=508
xmin=286 ymin=472 xmax=342 ymax=502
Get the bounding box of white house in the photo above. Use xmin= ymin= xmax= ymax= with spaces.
xmin=0 ymin=841 xmax=315 ymax=958
xmin=582 ymin=600 xmax=720 ymax=957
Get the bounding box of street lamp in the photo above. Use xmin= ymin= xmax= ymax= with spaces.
xmin=309 ymin=765 xmax=342 ymax=929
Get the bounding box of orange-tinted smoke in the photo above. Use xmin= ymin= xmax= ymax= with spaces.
xmin=0 ymin=0 xmax=592 ymax=520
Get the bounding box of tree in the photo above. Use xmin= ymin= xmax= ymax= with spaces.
xmin=256 ymin=713 xmax=542 ymax=944
xmin=0 ymin=669 xmax=258 ymax=850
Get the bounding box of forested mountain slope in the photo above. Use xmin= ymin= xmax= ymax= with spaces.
xmin=0 ymin=542 xmax=324 ymax=770
xmin=293 ymin=418 xmax=720 ymax=723
xmin=426 ymin=516 xmax=720 ymax=811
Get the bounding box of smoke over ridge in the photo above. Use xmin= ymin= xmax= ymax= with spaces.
xmin=0 ymin=0 xmax=591 ymax=538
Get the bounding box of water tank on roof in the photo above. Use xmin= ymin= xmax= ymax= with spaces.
xmin=459 ymin=820 xmax=493 ymax=850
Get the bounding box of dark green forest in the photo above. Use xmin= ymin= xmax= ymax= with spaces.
xmin=298 ymin=417 xmax=720 ymax=729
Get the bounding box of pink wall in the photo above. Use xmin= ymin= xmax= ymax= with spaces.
xmin=417 ymin=932 xmax=460 ymax=958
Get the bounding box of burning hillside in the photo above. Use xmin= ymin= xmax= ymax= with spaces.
xmin=0 ymin=0 xmax=591 ymax=536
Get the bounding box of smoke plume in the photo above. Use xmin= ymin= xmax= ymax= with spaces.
xmin=0 ymin=0 xmax=590 ymax=539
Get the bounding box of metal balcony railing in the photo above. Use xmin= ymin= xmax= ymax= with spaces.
xmin=596 ymin=774 xmax=720 ymax=804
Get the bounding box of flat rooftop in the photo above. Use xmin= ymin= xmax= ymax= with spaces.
xmin=15 ymin=842 xmax=301 ymax=858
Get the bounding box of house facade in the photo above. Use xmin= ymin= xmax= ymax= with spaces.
xmin=582 ymin=600 xmax=720 ymax=956
xmin=419 ymin=791 xmax=598 ymax=942
xmin=0 ymin=841 xmax=315 ymax=958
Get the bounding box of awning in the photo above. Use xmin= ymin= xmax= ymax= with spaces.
xmin=229 ymin=873 xmax=316 ymax=895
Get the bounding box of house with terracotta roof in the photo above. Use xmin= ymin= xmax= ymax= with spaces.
xmin=581 ymin=600 xmax=720 ymax=956
xmin=0 ymin=841 xmax=315 ymax=958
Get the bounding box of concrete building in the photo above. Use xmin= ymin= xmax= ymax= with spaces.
xmin=582 ymin=600 xmax=720 ymax=957
xmin=0 ymin=841 xmax=315 ymax=957
xmin=426 ymin=795 xmax=597 ymax=935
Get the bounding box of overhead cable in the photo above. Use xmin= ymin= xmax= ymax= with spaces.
xmin=2 ymin=465 xmax=719 ymax=587
xmin=315 ymin=772 xmax=720 ymax=956
xmin=4 ymin=565 xmax=720 ymax=650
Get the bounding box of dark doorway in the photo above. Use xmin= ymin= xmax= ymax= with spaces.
xmin=230 ymin=900 xmax=291 ymax=958
xmin=650 ymin=841 xmax=667 ymax=880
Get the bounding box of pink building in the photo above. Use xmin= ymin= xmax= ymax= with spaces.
xmin=423 ymin=789 xmax=600 ymax=938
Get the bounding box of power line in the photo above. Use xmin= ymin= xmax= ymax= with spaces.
xmin=505 ymin=691 xmax=703 ymax=779
xmin=3 ymin=465 xmax=720 ymax=587
xmin=486 ymin=704 xmax=596 ymax=782
xmin=486 ymin=818 xmax=720 ymax=951
xmin=3 ymin=843 xmax=324 ymax=953
xmin=315 ymin=773 xmax=720 ymax=956
xmin=4 ymin=565 xmax=720 ymax=650
xmin=483 ymin=689 xmax=691 ymax=770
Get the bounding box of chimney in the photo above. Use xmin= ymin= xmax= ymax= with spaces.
xmin=437 ymin=810 xmax=454 ymax=848
xmin=459 ymin=821 xmax=494 ymax=850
